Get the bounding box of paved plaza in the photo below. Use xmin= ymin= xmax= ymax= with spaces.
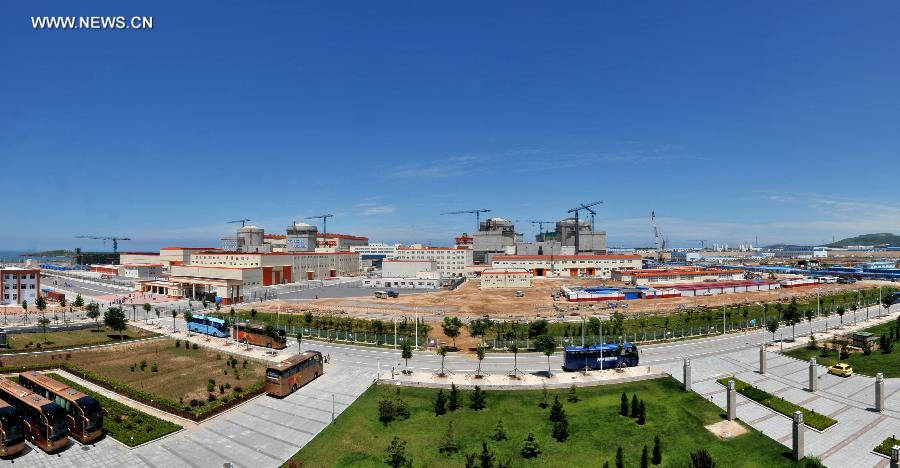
xmin=659 ymin=348 xmax=900 ymax=467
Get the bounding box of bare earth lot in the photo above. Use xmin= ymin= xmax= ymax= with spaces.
xmin=291 ymin=278 xmax=890 ymax=320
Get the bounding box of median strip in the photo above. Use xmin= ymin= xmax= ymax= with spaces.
xmin=716 ymin=377 xmax=837 ymax=431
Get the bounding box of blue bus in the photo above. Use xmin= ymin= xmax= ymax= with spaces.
xmin=186 ymin=314 xmax=230 ymax=338
xmin=562 ymin=343 xmax=639 ymax=372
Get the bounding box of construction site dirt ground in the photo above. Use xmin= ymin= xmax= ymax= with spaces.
xmin=268 ymin=278 xmax=895 ymax=323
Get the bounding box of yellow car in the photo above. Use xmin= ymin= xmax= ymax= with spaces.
xmin=827 ymin=363 xmax=853 ymax=377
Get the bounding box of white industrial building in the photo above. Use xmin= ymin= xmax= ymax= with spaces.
xmin=480 ymin=268 xmax=532 ymax=289
xmin=490 ymin=254 xmax=642 ymax=278
xmin=351 ymin=243 xmax=402 ymax=258
xmin=382 ymin=260 xmax=436 ymax=278
xmin=121 ymin=263 xmax=163 ymax=279
xmin=1 ymin=267 xmax=40 ymax=305
xmin=396 ymin=247 xmax=472 ymax=278
xmin=139 ymin=250 xmax=360 ymax=304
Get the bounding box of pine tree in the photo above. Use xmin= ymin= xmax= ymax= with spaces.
xmin=478 ymin=441 xmax=495 ymax=468
xmin=641 ymin=445 xmax=649 ymax=468
xmin=552 ymin=417 xmax=569 ymax=442
xmin=434 ymin=389 xmax=447 ymax=416
xmin=638 ymin=400 xmax=646 ymax=425
xmin=631 ymin=393 xmax=639 ymax=418
xmin=651 ymin=435 xmax=662 ymax=465
xmin=448 ymin=383 xmax=460 ymax=411
xmin=385 ymin=437 xmax=412 ymax=468
xmin=616 ymin=446 xmax=624 ymax=468
xmin=567 ymin=385 xmax=580 ymax=403
xmin=470 ymin=385 xmax=487 ymax=410
xmin=438 ymin=422 xmax=459 ymax=455
xmin=549 ymin=396 xmax=565 ymax=422
xmin=491 ymin=420 xmax=508 ymax=441
xmin=520 ymin=433 xmax=541 ymax=459
xmin=620 ymin=392 xmax=629 ymax=416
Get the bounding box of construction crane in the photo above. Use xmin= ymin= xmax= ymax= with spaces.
xmin=651 ymin=211 xmax=667 ymax=250
xmin=516 ymin=220 xmax=555 ymax=240
xmin=688 ymin=239 xmax=708 ymax=249
xmin=566 ymin=200 xmax=602 ymax=253
xmin=580 ymin=203 xmax=599 ymax=232
xmin=442 ymin=209 xmax=491 ymax=231
xmin=75 ymin=235 xmax=131 ymax=255
xmin=304 ymin=214 xmax=334 ymax=238
xmin=227 ymin=219 xmax=251 ymax=227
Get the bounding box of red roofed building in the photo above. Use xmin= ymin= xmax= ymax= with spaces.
xmin=612 ymin=266 xmax=745 ymax=285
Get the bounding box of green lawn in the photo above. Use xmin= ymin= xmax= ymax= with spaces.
xmin=785 ymin=320 xmax=900 ymax=377
xmin=716 ymin=377 xmax=836 ymax=431
xmin=45 ymin=372 xmax=182 ymax=446
xmin=3 ymin=326 xmax=158 ymax=353
xmin=875 ymin=436 xmax=900 ymax=457
xmin=287 ymin=377 xmax=803 ymax=467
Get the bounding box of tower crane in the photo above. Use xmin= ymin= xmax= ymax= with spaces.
xmin=566 ymin=200 xmax=602 ymax=253
xmin=227 ymin=219 xmax=251 ymax=227
xmin=516 ymin=220 xmax=554 ymax=240
xmin=442 ymin=209 xmax=491 ymax=231
xmin=75 ymin=236 xmax=131 ymax=255
xmin=304 ymin=214 xmax=334 ymax=239
xmin=651 ymin=211 xmax=666 ymax=250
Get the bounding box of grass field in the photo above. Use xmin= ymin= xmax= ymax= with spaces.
xmin=715 ymin=377 xmax=836 ymax=431
xmin=45 ymin=372 xmax=181 ymax=446
xmin=785 ymin=320 xmax=900 ymax=377
xmin=4 ymin=326 xmax=158 ymax=352
xmin=0 ymin=339 xmax=265 ymax=404
xmin=288 ymin=377 xmax=803 ymax=467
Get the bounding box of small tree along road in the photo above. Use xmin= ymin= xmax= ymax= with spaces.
xmin=534 ymin=334 xmax=557 ymax=376
xmin=104 ymin=307 xmax=128 ymax=341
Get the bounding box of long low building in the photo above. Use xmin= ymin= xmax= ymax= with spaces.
xmin=480 ymin=268 xmax=532 ymax=289
xmin=490 ymin=254 xmax=642 ymax=278
xmin=612 ymin=267 xmax=745 ymax=285
xmin=139 ymin=250 xmax=360 ymax=304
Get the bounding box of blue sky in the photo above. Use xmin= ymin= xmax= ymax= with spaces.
xmin=2 ymin=1 xmax=900 ymax=251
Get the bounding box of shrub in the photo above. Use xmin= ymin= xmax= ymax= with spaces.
xmin=438 ymin=422 xmax=459 ymax=455
xmin=190 ymin=399 xmax=200 ymax=407
xmin=175 ymin=339 xmax=181 ymax=348
xmin=224 ymin=382 xmax=231 ymax=389
xmin=567 ymin=385 xmax=580 ymax=403
xmin=207 ymin=393 xmax=216 ymax=402
xmin=690 ymin=448 xmax=715 ymax=468
xmin=234 ymin=385 xmax=243 ymax=393
xmin=192 ymin=343 xmax=199 ymax=350
xmin=151 ymin=363 xmax=158 ymax=372
xmin=140 ymin=360 xmax=147 ymax=371
xmin=207 ymin=382 xmax=215 ymax=392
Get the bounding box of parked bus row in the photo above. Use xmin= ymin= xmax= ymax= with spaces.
xmin=0 ymin=371 xmax=104 ymax=457
xmin=186 ymin=314 xmax=288 ymax=349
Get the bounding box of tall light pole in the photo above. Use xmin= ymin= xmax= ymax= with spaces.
xmin=393 ymin=316 xmax=405 ymax=349
xmin=414 ymin=307 xmax=419 ymax=350
xmin=599 ymin=316 xmax=604 ymax=370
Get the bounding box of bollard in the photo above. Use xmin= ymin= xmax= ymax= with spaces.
xmin=891 ymin=445 xmax=899 ymax=468
xmin=808 ymin=357 xmax=817 ymax=392
xmin=792 ymin=411 xmax=804 ymax=460
xmin=760 ymin=345 xmax=767 ymax=374
xmin=877 ymin=373 xmax=885 ymax=413
xmin=683 ymin=358 xmax=691 ymax=392
xmin=727 ymin=380 xmax=737 ymax=420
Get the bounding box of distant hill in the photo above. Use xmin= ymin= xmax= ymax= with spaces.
xmin=827 ymin=233 xmax=900 ymax=248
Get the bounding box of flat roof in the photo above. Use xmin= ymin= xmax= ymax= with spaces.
xmin=492 ymin=254 xmax=641 ymax=260
xmin=482 ymin=268 xmax=530 ymax=274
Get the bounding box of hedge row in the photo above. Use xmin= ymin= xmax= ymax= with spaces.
xmin=45 ymin=372 xmax=181 ymax=446
xmin=717 ymin=377 xmax=836 ymax=431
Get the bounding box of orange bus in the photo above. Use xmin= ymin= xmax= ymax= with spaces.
xmin=18 ymin=371 xmax=103 ymax=444
xmin=235 ymin=323 xmax=287 ymax=349
xmin=0 ymin=398 xmax=25 ymax=457
xmin=0 ymin=379 xmax=69 ymax=452
xmin=265 ymin=351 xmax=324 ymax=397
